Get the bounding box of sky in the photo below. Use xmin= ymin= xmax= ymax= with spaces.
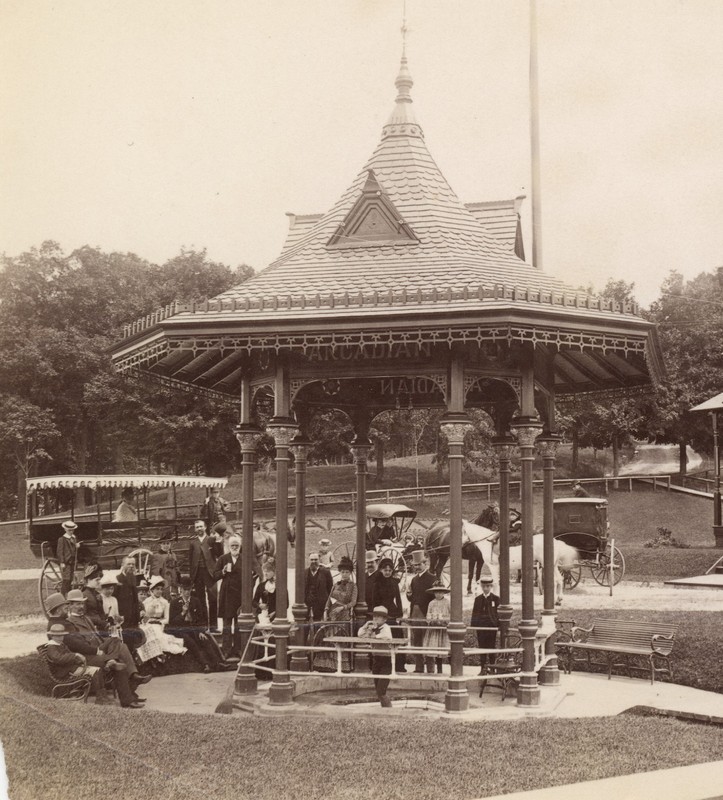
xmin=1 ymin=0 xmax=722 ymax=308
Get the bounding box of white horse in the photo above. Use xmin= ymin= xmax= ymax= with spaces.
xmin=508 ymin=535 xmax=579 ymax=605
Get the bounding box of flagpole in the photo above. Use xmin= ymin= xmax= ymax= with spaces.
xmin=530 ymin=0 xmax=542 ymax=269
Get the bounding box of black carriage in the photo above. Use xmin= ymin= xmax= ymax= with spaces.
xmin=554 ymin=497 xmax=624 ymax=589
xmin=27 ymin=474 xmax=229 ymax=616
xmin=333 ymin=503 xmax=418 ymax=585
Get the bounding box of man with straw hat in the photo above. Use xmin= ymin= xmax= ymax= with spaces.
xmin=406 ymin=549 xmax=436 ymax=673
xmin=45 ymin=624 xmax=118 ymax=706
xmin=471 ymin=564 xmax=500 ymax=674
xmin=357 ymin=605 xmax=393 ymax=708
xmin=56 ymin=520 xmax=80 ymax=596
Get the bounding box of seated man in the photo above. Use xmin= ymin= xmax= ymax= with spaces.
xmin=60 ymin=589 xmax=150 ymax=706
xmin=167 ymin=579 xmax=233 ymax=673
xmin=44 ymin=624 xmax=115 ymax=706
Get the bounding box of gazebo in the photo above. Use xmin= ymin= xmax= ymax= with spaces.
xmin=111 ymin=48 xmax=664 ymax=712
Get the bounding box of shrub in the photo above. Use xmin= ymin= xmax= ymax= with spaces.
xmin=644 ymin=526 xmax=690 ymax=549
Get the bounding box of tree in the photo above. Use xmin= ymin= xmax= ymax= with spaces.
xmin=645 ymin=269 xmax=723 ymax=469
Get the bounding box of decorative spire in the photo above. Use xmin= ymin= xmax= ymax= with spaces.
xmin=383 ymin=2 xmax=423 ymax=138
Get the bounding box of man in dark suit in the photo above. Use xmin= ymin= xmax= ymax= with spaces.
xmin=60 ymin=589 xmax=149 ymax=707
xmin=56 ymin=520 xmax=80 ymax=595
xmin=304 ymin=552 xmax=332 ymax=623
xmin=82 ymin=564 xmax=108 ymax=631
xmin=114 ymin=556 xmax=144 ymax=653
xmin=213 ymin=533 xmax=243 ymax=657
xmin=189 ymin=519 xmax=221 ymax=630
xmin=406 ymin=550 xmax=436 ymax=673
xmin=168 ymin=579 xmax=232 ymax=672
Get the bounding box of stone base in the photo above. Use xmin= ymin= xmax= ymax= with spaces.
xmin=714 ymin=525 xmax=723 ymax=549
xmin=538 ymin=663 xmax=560 ymax=686
xmin=268 ymin=674 xmax=295 ymax=705
xmin=444 ymin=677 xmax=470 ymax=713
xmin=234 ymin=669 xmax=258 ymax=695
xmin=516 ymin=683 xmax=541 ymax=706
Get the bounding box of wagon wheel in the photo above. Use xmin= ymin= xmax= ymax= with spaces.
xmin=559 ymin=563 xmax=581 ymax=591
xmin=331 ymin=541 xmax=357 ymax=581
xmin=39 ymin=559 xmax=64 ymax=617
xmin=377 ymin=546 xmax=409 ymax=589
xmin=591 ymin=544 xmax=625 ymax=586
xmin=127 ymin=548 xmax=154 ymax=580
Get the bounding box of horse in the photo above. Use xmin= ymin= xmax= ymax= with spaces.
xmin=423 ymin=515 xmax=500 ymax=591
xmin=425 ymin=505 xmax=521 ymax=594
xmin=508 ymin=535 xmax=579 ymax=605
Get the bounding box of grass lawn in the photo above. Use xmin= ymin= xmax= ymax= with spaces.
xmin=1 ymin=663 xmax=722 ymax=800
xmin=0 ymin=581 xmax=37 ymax=619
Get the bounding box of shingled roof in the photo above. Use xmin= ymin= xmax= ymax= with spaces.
xmin=212 ymin=57 xmax=560 ymax=305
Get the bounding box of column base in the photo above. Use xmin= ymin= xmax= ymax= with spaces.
xmin=290 ymin=604 xmax=309 ymax=672
xmin=268 ymin=672 xmax=295 ymax=705
xmin=444 ymin=676 xmax=469 ymax=713
xmin=516 ymin=682 xmax=541 ymax=706
xmin=538 ymin=662 xmax=560 ymax=686
xmin=234 ymin=666 xmax=258 ymax=695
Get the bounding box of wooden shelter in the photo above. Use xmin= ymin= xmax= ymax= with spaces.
xmin=111 ymin=50 xmax=664 ymax=711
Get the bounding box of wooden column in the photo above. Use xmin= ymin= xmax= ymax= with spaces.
xmin=492 ymin=435 xmax=515 ymax=647
xmin=440 ymin=353 xmax=472 ymax=713
xmin=290 ymin=436 xmax=311 ymax=671
xmin=350 ymin=437 xmax=372 ymax=672
xmin=267 ymin=356 xmax=298 ymax=705
xmin=233 ymin=424 xmax=262 ymax=695
xmin=537 ymin=435 xmax=561 ymax=686
xmin=511 ymin=417 xmax=542 ymax=706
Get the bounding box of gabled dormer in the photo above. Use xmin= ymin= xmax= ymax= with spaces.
xmin=326 ymin=170 xmax=418 ymax=248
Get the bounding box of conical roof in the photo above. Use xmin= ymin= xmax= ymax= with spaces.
xmin=215 ymin=55 xmax=571 ymax=305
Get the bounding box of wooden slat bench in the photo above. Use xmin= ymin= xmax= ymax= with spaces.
xmin=555 ymin=618 xmax=677 ymax=684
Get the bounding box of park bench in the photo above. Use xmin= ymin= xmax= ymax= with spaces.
xmin=555 ymin=618 xmax=677 ymax=684
xmin=36 ymin=644 xmax=93 ymax=702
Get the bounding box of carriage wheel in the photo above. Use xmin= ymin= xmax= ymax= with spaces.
xmin=331 ymin=541 xmax=357 ymax=581
xmin=559 ymin=563 xmax=581 ymax=591
xmin=127 ymin=548 xmax=154 ymax=579
xmin=39 ymin=559 xmax=64 ymax=617
xmin=377 ymin=546 xmax=409 ymax=589
xmin=591 ymin=545 xmax=625 ymax=586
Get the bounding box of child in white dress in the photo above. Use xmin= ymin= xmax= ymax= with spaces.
xmin=422 ymin=583 xmax=450 ymax=674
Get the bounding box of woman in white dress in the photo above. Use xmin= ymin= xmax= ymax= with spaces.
xmin=135 ymin=576 xmax=187 ymax=664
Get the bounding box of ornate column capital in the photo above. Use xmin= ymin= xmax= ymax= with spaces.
xmin=491 ymin=435 xmax=517 ymax=459
xmin=289 ymin=435 xmax=312 ymax=461
xmin=439 ymin=412 xmax=473 ymax=446
xmin=536 ymin=435 xmax=562 ymax=459
xmin=234 ymin=424 xmax=263 ymax=451
xmin=267 ymin=418 xmax=299 ymax=447
xmin=510 ymin=417 xmax=543 ymax=448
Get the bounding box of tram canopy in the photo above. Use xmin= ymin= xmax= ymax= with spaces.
xmin=26 ymin=474 xmax=228 ymax=492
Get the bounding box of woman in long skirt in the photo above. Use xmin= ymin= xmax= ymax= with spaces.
xmin=135 ymin=576 xmax=187 ymax=664
xmin=313 ymin=557 xmax=357 ymax=672
xmin=422 ymin=582 xmax=450 ymax=674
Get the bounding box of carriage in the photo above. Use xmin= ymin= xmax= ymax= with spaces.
xmin=27 ymin=474 xmax=229 ymax=616
xmin=553 ymin=497 xmax=624 ymax=589
xmin=332 ymin=503 xmax=420 ymax=587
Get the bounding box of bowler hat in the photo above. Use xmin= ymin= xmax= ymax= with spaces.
xmin=371 ymin=606 xmax=388 ymax=617
xmin=213 ymin=521 xmax=228 ymax=535
xmin=61 ymin=520 xmax=78 ymax=531
xmin=47 ymin=624 xmax=68 ymax=637
xmin=45 ymin=592 xmax=67 ymax=613
xmin=65 ymin=589 xmax=86 ymax=603
xmin=365 ymin=550 xmax=378 ymax=563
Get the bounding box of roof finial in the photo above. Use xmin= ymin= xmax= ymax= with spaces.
xmin=383 ymin=0 xmax=421 ymax=136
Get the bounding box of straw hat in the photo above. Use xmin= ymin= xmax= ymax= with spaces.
xmin=427 ymin=582 xmax=451 ymax=594
xmin=99 ymin=574 xmax=118 ymax=587
xmin=148 ymin=576 xmax=166 ymax=590
xmin=371 ymin=606 xmax=388 ymax=617
xmin=61 ymin=520 xmax=78 ymax=531
xmin=479 ymin=564 xmax=494 ymax=585
xmin=47 ymin=624 xmax=68 ymax=637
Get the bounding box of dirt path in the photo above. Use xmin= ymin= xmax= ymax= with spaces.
xmin=619 ymin=443 xmax=702 ymax=476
